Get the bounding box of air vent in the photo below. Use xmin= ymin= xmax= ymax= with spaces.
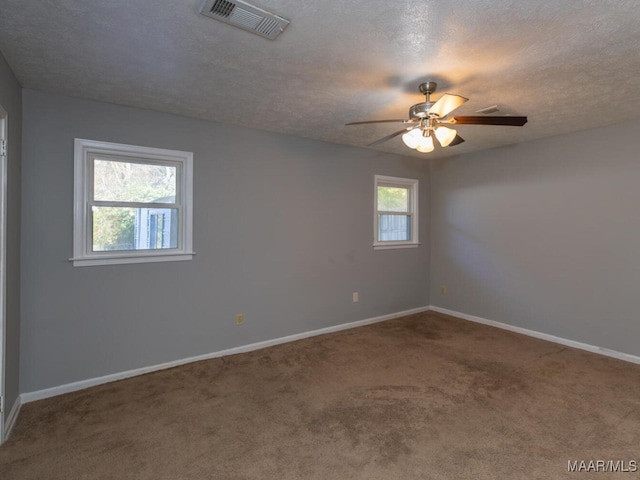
xmin=199 ymin=0 xmax=290 ymax=40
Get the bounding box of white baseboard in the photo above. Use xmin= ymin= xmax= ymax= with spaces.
xmin=21 ymin=306 xmax=431 ymax=404
xmin=3 ymin=395 xmax=21 ymax=443
xmin=429 ymin=305 xmax=640 ymax=365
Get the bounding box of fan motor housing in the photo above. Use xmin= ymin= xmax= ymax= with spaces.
xmin=409 ymin=102 xmax=433 ymax=120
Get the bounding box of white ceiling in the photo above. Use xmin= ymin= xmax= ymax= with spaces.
xmin=1 ymin=0 xmax=639 ymax=159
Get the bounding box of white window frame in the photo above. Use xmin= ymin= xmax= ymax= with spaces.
xmin=374 ymin=175 xmax=419 ymax=250
xmin=72 ymin=139 xmax=194 ymax=267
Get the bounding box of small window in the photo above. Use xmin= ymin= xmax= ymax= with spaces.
xmin=374 ymin=175 xmax=419 ymax=249
xmin=72 ymin=139 xmax=194 ymax=266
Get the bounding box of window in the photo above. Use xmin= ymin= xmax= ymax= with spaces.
xmin=374 ymin=175 xmax=419 ymax=249
xmin=72 ymin=139 xmax=194 ymax=266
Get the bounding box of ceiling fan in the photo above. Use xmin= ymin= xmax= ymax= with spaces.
xmin=346 ymin=81 xmax=527 ymax=153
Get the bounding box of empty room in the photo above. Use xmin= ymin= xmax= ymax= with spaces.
xmin=0 ymin=1 xmax=639 ymax=478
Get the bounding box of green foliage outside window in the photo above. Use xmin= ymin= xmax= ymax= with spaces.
xmin=377 ymin=186 xmax=409 ymax=212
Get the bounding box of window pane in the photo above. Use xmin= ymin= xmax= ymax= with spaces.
xmin=93 ymin=159 xmax=177 ymax=203
xmin=378 ymin=214 xmax=411 ymax=241
xmin=92 ymin=206 xmax=179 ymax=251
xmin=377 ymin=186 xmax=408 ymax=212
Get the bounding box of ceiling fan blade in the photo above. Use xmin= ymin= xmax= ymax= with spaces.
xmin=428 ymin=94 xmax=469 ymax=117
xmin=448 ymin=116 xmax=528 ymax=126
xmin=345 ymin=119 xmax=415 ymax=126
xmin=367 ymin=127 xmax=414 ymax=146
xmin=448 ymin=134 xmax=465 ymax=146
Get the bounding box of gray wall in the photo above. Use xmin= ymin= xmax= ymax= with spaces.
xmin=0 ymin=51 xmax=21 ymax=422
xmin=430 ymin=118 xmax=640 ymax=357
xmin=21 ymin=89 xmax=431 ymax=393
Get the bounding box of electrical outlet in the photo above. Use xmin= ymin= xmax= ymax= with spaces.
xmin=352 ymin=292 xmax=359 ymax=303
xmin=236 ymin=313 xmax=244 ymax=326
xmin=441 ymin=286 xmax=447 ymax=295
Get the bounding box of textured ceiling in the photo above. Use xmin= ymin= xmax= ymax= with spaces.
xmin=1 ymin=0 xmax=639 ymax=159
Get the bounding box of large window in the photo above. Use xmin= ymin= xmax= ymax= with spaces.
xmin=374 ymin=175 xmax=419 ymax=249
xmin=72 ymin=139 xmax=194 ymax=266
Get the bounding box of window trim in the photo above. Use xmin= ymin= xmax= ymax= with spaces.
xmin=373 ymin=175 xmax=419 ymax=250
xmin=71 ymin=138 xmax=194 ymax=267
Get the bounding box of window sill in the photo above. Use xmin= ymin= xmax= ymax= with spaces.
xmin=70 ymin=252 xmax=195 ymax=267
xmin=373 ymin=243 xmax=420 ymax=250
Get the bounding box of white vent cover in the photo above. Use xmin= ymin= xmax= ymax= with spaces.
xmin=199 ymin=0 xmax=290 ymax=40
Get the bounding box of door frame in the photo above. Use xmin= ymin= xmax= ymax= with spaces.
xmin=0 ymin=104 xmax=8 ymax=443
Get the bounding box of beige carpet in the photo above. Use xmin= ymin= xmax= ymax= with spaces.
xmin=2 ymin=311 xmax=639 ymax=479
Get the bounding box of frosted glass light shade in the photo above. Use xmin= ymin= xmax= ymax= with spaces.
xmin=415 ymin=135 xmax=434 ymax=153
xmin=402 ymin=128 xmax=423 ymax=149
xmin=435 ymin=126 xmax=457 ymax=147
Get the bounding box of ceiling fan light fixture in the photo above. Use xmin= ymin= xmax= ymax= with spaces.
xmin=435 ymin=126 xmax=457 ymax=147
xmin=402 ymin=128 xmax=422 ymax=149
xmin=415 ymin=134 xmax=434 ymax=153
xmin=345 ymin=81 xmax=527 ymax=152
